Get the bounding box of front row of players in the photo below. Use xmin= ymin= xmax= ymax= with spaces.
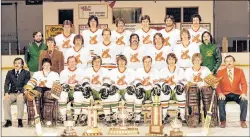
xmin=23 ymin=52 xmax=217 ymax=128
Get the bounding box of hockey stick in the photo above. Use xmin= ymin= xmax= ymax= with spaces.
xmin=200 ymin=90 xmax=205 ymax=127
xmin=201 ymin=88 xmax=216 ymax=136
xmin=33 ymin=100 xmax=43 ymax=136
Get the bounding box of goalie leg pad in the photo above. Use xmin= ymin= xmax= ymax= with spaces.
xmin=27 ymin=97 xmax=41 ymax=125
xmin=185 ymin=86 xmax=200 ymax=128
xmin=200 ymin=86 xmax=219 ymax=127
xmin=43 ymin=90 xmax=58 ymax=125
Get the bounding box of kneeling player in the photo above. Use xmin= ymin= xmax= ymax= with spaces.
xmin=24 ymin=58 xmax=60 ymax=126
xmin=184 ymin=53 xmax=218 ymax=128
xmin=159 ymin=53 xmax=186 ymax=124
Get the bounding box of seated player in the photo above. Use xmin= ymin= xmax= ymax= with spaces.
xmin=184 ymin=53 xmax=218 ymax=128
xmin=59 ymin=56 xmax=85 ymax=124
xmin=131 ymin=56 xmax=159 ymax=124
xmin=100 ymin=55 xmax=135 ymax=126
xmin=158 ymin=53 xmax=186 ymax=124
xmin=24 ymin=58 xmax=60 ymax=126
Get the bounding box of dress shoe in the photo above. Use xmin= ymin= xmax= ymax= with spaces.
xmin=3 ymin=120 xmax=12 ymax=128
xmin=18 ymin=119 xmax=23 ymax=128
xmin=241 ymin=121 xmax=247 ymax=128
xmin=220 ymin=121 xmax=226 ymax=128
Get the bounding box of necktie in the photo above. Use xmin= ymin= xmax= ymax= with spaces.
xmin=15 ymin=71 xmax=19 ymax=78
xmin=228 ymin=69 xmax=233 ymax=83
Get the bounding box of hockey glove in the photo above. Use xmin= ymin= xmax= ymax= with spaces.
xmin=126 ymin=85 xmax=136 ymax=95
xmin=161 ymin=83 xmax=172 ymax=95
xmin=135 ymin=83 xmax=145 ymax=99
xmin=152 ymin=84 xmax=161 ymax=96
xmin=174 ymin=83 xmax=185 ymax=95
xmin=109 ymin=84 xmax=119 ymax=96
xmin=99 ymin=83 xmax=110 ymax=100
xmin=82 ymin=82 xmax=92 ymax=99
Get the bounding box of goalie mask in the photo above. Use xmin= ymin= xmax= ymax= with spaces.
xmin=161 ymin=83 xmax=172 ymax=95
xmin=152 ymin=84 xmax=161 ymax=96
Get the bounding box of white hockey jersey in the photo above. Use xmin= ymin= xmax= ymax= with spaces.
xmin=122 ymin=45 xmax=147 ymax=70
xmin=135 ymin=28 xmax=158 ymax=49
xmin=184 ymin=66 xmax=211 ymax=87
xmin=159 ymin=66 xmax=185 ymax=89
xmin=81 ymin=29 xmax=103 ymax=48
xmin=173 ymin=42 xmax=200 ymax=68
xmin=111 ymin=30 xmax=132 ymax=54
xmin=55 ymin=33 xmax=77 ymax=56
xmin=109 ymin=68 xmax=135 ymax=90
xmin=135 ymin=67 xmax=159 ymax=90
xmin=83 ymin=67 xmax=109 ymax=91
xmin=28 ymin=71 xmax=60 ymax=88
xmin=145 ymin=45 xmax=173 ymax=70
xmin=60 ymin=68 xmax=85 ymax=87
xmin=64 ymin=47 xmax=90 ymax=70
xmin=96 ymin=42 xmax=119 ymax=70
xmin=159 ymin=28 xmax=181 ymax=48
xmin=188 ymin=27 xmax=208 ymax=45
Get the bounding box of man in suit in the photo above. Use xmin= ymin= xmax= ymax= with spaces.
xmin=39 ymin=37 xmax=64 ymax=74
xmin=3 ymin=58 xmax=31 ymax=127
xmin=217 ymin=55 xmax=248 ymax=128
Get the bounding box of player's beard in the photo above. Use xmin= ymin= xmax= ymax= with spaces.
xmin=34 ymin=39 xmax=42 ymax=43
xmin=166 ymin=24 xmax=173 ymax=27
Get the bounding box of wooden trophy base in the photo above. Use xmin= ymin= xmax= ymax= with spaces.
xmin=61 ymin=129 xmax=78 ymax=137
xmin=82 ymin=127 xmax=103 ymax=136
xmin=146 ymin=125 xmax=164 ymax=136
xmin=170 ymin=130 xmax=183 ymax=136
xmin=108 ymin=126 xmax=139 ymax=135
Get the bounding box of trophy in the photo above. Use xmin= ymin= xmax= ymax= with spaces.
xmin=108 ymin=100 xmax=139 ymax=135
xmin=82 ymin=97 xmax=103 ymax=136
xmin=61 ymin=105 xmax=78 ymax=137
xmin=146 ymin=95 xmax=164 ymax=136
xmin=169 ymin=110 xmax=183 ymax=137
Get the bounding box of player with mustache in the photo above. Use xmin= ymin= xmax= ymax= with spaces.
xmin=200 ymin=31 xmax=222 ymax=74
xmin=123 ymin=33 xmax=146 ymax=70
xmin=188 ymin=14 xmax=208 ymax=45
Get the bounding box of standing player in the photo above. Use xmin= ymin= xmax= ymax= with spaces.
xmin=64 ymin=35 xmax=89 ymax=70
xmin=123 ymin=34 xmax=146 ymax=70
xmin=59 ymin=56 xmax=85 ymax=123
xmin=55 ymin=20 xmax=76 ymax=56
xmin=135 ymin=15 xmax=157 ymax=49
xmin=146 ymin=33 xmax=173 ymax=70
xmin=173 ymin=29 xmax=200 ymax=70
xmin=159 ymin=53 xmax=186 ymax=123
xmin=188 ymin=14 xmax=208 ymax=45
xmin=159 ymin=15 xmax=181 ymax=49
xmin=111 ymin=17 xmax=132 ymax=54
xmin=97 ymin=28 xmax=118 ymax=70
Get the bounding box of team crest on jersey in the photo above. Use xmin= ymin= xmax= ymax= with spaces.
xmin=164 ymin=37 xmax=171 ymax=46
xmin=143 ymin=35 xmax=152 ymax=44
xmin=68 ymin=74 xmax=77 ymax=84
xmin=181 ymin=50 xmax=190 ymax=59
xmin=206 ymin=50 xmax=213 ymax=57
xmin=89 ymin=35 xmax=98 ymax=44
xmin=193 ymin=73 xmax=202 ymax=82
xmin=142 ymin=76 xmax=151 ymax=86
xmin=92 ymin=75 xmax=101 ymax=84
xmin=192 ymin=34 xmax=201 ymax=43
xmin=130 ymin=53 xmax=140 ymax=62
xmin=62 ymin=39 xmax=72 ymax=48
xmin=75 ymin=54 xmax=82 ymax=64
xmin=155 ymin=52 xmax=165 ymax=61
xmin=116 ymin=36 xmax=125 ymax=45
xmin=39 ymin=80 xmax=47 ymax=87
xmin=117 ymin=75 xmax=126 ymax=85
xmin=102 ymin=49 xmax=111 ymax=58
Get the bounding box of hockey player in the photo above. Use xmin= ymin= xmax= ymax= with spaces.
xmin=111 ymin=17 xmax=132 ymax=54
xmin=159 ymin=15 xmax=181 ymax=49
xmin=132 ymin=56 xmax=160 ymax=124
xmin=55 ymin=20 xmax=76 ymax=56
xmin=100 ymin=55 xmax=135 ymax=125
xmin=146 ymin=33 xmax=173 ymax=70
xmin=96 ymin=28 xmax=119 ymax=70
xmin=184 ymin=53 xmax=218 ymax=127
xmin=173 ymin=29 xmax=200 ymax=70
xmin=59 ymin=56 xmax=85 ymax=124
xmin=158 ymin=53 xmax=186 ymax=124
xmin=24 ymin=58 xmax=60 ymax=126
xmin=122 ymin=33 xmax=146 ymax=70
xmin=188 ymin=14 xmax=208 ymax=45
xmin=135 ymin=15 xmax=157 ymax=49
xmin=64 ymin=35 xmax=89 ymax=70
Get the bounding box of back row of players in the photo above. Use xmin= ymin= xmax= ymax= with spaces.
xmin=56 ymin=14 xmax=207 ymax=71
